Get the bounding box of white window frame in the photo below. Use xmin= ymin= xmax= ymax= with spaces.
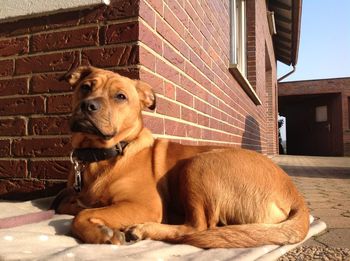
xmin=230 ymin=0 xmax=247 ymax=77
xmin=229 ymin=0 xmax=261 ymax=105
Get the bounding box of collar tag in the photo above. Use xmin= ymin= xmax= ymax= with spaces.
xmin=70 ymin=152 xmax=83 ymax=192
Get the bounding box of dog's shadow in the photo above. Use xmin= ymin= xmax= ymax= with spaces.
xmin=49 ymin=217 xmax=75 ymax=236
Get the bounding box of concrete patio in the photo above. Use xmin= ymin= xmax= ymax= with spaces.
xmin=272 ymin=155 xmax=350 ymax=259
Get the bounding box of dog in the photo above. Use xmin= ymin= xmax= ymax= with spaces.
xmin=52 ymin=66 xmax=309 ymax=248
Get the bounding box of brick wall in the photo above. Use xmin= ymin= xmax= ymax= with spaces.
xmin=279 ymin=77 xmax=350 ymax=156
xmin=0 ymin=0 xmax=278 ymax=200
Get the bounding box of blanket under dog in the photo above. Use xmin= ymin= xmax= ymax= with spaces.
xmin=0 ymin=197 xmax=326 ymax=261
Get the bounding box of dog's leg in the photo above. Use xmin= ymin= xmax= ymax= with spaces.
xmin=72 ymin=202 xmax=161 ymax=244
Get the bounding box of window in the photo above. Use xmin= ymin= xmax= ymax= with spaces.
xmin=315 ymin=106 xmax=328 ymax=122
xmin=230 ymin=0 xmax=247 ymax=77
xmin=229 ymin=0 xmax=261 ymax=105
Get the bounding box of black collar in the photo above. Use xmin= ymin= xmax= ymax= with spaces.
xmin=72 ymin=141 xmax=129 ymax=163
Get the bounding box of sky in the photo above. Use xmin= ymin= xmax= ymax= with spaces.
xmin=277 ymin=0 xmax=350 ymax=82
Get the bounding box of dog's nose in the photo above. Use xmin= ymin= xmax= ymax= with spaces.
xmin=81 ymin=99 xmax=100 ymax=113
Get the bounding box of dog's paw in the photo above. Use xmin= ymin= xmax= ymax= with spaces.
xmin=124 ymin=223 xmax=149 ymax=243
xmin=89 ymin=218 xmax=125 ymax=245
xmin=98 ymin=224 xmax=125 ymax=244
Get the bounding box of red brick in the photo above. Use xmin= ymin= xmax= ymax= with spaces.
xmin=0 ymin=37 xmax=28 ymax=57
xmin=31 ymin=27 xmax=98 ymax=52
xmin=139 ymin=69 xmax=164 ymax=94
xmin=0 ymin=180 xmax=45 ymax=200
xmin=143 ymin=115 xmax=164 ymax=134
xmin=31 ymin=74 xmax=73 ymax=93
xmin=0 ymin=118 xmax=26 ymax=136
xmin=164 ymin=5 xmax=185 ymax=37
xmin=181 ymin=107 xmax=198 ymax=123
xmin=186 ymin=125 xmax=201 ymax=138
xmin=164 ymin=119 xmax=186 ymax=136
xmin=198 ymin=114 xmax=210 ymax=126
xmin=29 ymin=116 xmax=70 ymax=135
xmin=144 ymin=0 xmax=164 ymax=16
xmin=166 ymin=0 xmax=188 ymax=29
xmin=30 ymin=160 xmax=71 ymax=179
xmin=156 ymin=97 xmax=180 ymax=117
xmin=164 ymin=82 xmax=175 ymax=99
xmin=156 ymin=58 xmax=180 ymax=84
xmin=114 ymin=68 xmax=139 ymax=79
xmin=0 ymin=60 xmax=13 ymax=77
xmin=0 ymin=160 xmax=27 ymax=178
xmin=0 ymin=96 xmax=45 ymax=116
xmin=103 ymin=22 xmax=138 ymax=44
xmin=47 ymin=94 xmax=72 ymax=114
xmin=0 ymin=78 xmax=27 ymax=96
xmin=12 ymin=137 xmax=71 ymax=157
xmin=140 ymin=0 xmax=156 ymax=28
xmin=15 ymin=51 xmax=79 ymax=75
xmin=82 ymin=45 xmax=139 ymax=67
xmin=176 ymin=88 xmax=193 ymax=107
xmin=0 ymin=140 xmax=10 ymax=157
xmin=139 ymin=22 xmax=162 ymax=54
xmin=139 ymin=46 xmax=156 ymax=70
xmin=163 ymin=43 xmax=185 ymax=70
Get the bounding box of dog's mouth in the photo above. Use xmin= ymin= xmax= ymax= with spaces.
xmin=70 ymin=117 xmax=116 ymax=140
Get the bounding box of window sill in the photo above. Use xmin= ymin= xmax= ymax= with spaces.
xmin=229 ymin=65 xmax=262 ymax=105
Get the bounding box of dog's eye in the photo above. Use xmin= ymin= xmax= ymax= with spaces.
xmin=80 ymin=83 xmax=92 ymax=93
xmin=114 ymin=93 xmax=127 ymax=101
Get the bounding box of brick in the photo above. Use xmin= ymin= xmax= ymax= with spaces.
xmin=0 ymin=180 xmax=45 ymax=200
xmin=29 ymin=116 xmax=70 ymax=135
xmin=0 ymin=78 xmax=27 ymax=96
xmin=139 ymin=46 xmax=156 ymax=70
xmin=164 ymin=119 xmax=186 ymax=137
xmin=139 ymin=69 xmax=164 ymax=94
xmin=15 ymin=51 xmax=79 ymax=75
xmin=29 ymin=160 xmax=71 ymax=179
xmin=156 ymin=97 xmax=180 ymax=118
xmin=0 ymin=118 xmax=26 ymax=136
xmin=31 ymin=27 xmax=98 ymax=52
xmin=0 ymin=140 xmax=10 ymax=157
xmin=0 ymin=96 xmax=45 ymax=116
xmin=100 ymin=0 xmax=139 ymax=20
xmin=198 ymin=114 xmax=210 ymax=126
xmin=139 ymin=22 xmax=162 ymax=54
xmin=163 ymin=43 xmax=185 ymax=70
xmin=0 ymin=60 xmax=13 ymax=77
xmin=181 ymin=106 xmax=198 ymax=123
xmin=164 ymin=82 xmax=175 ymax=99
xmin=187 ymin=125 xmax=201 ymax=138
xmin=0 ymin=37 xmax=28 ymax=57
xmin=103 ymin=22 xmax=138 ymax=44
xmin=12 ymin=137 xmax=71 ymax=157
xmin=0 ymin=160 xmax=27 ymax=178
xmin=140 ymin=0 xmax=156 ymax=28
xmin=142 ymin=115 xmax=164 ymax=134
xmin=47 ymin=94 xmax=72 ymax=114
xmin=31 ymin=74 xmax=73 ymax=93
xmin=114 ymin=68 xmax=139 ymax=79
xmin=144 ymin=0 xmax=163 ymax=16
xmin=82 ymin=45 xmax=139 ymax=67
xmin=156 ymin=58 xmax=180 ymax=84
xmin=176 ymin=88 xmax=193 ymax=107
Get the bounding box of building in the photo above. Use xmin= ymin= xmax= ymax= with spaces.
xmin=279 ymin=77 xmax=350 ymax=156
xmin=0 ymin=0 xmax=302 ymax=199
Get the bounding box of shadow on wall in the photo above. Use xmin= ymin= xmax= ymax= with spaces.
xmin=241 ymin=115 xmax=262 ymax=153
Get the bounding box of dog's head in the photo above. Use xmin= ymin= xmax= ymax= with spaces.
xmin=63 ymin=66 xmax=156 ymax=148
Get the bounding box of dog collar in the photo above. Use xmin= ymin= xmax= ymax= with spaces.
xmin=72 ymin=141 xmax=129 ymax=163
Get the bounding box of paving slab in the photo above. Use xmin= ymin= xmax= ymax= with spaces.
xmin=273 ymin=155 xmax=350 ymax=259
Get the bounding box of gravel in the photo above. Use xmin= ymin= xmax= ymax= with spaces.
xmin=278 ymin=246 xmax=350 ymax=261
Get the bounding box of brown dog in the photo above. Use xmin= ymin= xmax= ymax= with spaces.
xmin=53 ymin=66 xmax=309 ymax=248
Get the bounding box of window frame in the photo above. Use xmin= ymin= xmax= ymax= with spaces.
xmin=229 ymin=0 xmax=261 ymax=105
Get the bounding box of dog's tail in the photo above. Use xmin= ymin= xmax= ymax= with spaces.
xmin=168 ymin=198 xmax=309 ymax=248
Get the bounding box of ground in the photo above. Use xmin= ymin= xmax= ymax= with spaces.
xmin=273 ymin=155 xmax=350 ymax=260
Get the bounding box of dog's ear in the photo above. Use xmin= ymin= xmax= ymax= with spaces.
xmin=135 ymin=80 xmax=156 ymax=110
xmin=59 ymin=66 xmax=94 ymax=86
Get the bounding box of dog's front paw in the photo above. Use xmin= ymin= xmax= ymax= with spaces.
xmin=124 ymin=223 xmax=150 ymax=242
xmin=97 ymin=224 xmax=126 ymax=245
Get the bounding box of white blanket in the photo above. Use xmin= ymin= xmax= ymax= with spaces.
xmin=0 ymin=198 xmax=326 ymax=261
